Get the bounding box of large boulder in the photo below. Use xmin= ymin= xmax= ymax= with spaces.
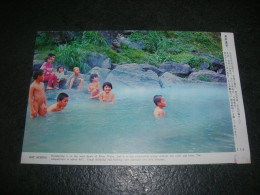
xmin=211 ymin=59 xmax=225 ymax=71
xmin=188 ymin=70 xmax=226 ymax=82
xmin=33 ymin=60 xmax=44 ymax=70
xmin=200 ymin=62 xmax=210 ymax=70
xmin=141 ymin=64 xmax=163 ymax=76
xmin=117 ymin=34 xmax=144 ymax=50
xmin=159 ymin=61 xmax=192 ymax=76
xmin=159 ymin=72 xmax=186 ymax=87
xmin=105 ymin=63 xmax=160 ymax=88
xmin=87 ymin=53 xmax=111 ymax=69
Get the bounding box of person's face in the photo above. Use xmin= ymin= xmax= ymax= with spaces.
xmin=158 ymin=97 xmax=166 ymax=107
xmin=58 ymin=67 xmax=63 ymax=73
xmin=58 ymin=97 xmax=69 ymax=108
xmin=92 ymin=76 xmax=99 ymax=82
xmin=38 ymin=74 xmax=44 ymax=81
xmin=50 ymin=56 xmax=55 ymax=62
xmin=104 ymin=85 xmax=111 ymax=93
xmin=74 ymin=68 xmax=80 ymax=74
xmin=47 ymin=58 xmax=52 ymax=63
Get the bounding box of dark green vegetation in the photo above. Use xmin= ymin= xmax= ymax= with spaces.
xmin=35 ymin=31 xmax=223 ymax=71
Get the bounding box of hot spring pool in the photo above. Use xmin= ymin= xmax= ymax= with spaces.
xmin=22 ymin=83 xmax=235 ymax=153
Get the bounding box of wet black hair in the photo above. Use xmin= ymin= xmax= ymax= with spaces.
xmin=57 ymin=93 xmax=69 ymax=101
xmin=57 ymin=65 xmax=64 ymax=71
xmin=32 ymin=69 xmax=43 ymax=80
xmin=153 ymin=95 xmax=162 ymax=106
xmin=90 ymin=73 xmax=98 ymax=82
xmin=102 ymin=82 xmax=112 ymax=90
xmin=48 ymin=53 xmax=55 ymax=57
xmin=44 ymin=56 xmax=51 ymax=62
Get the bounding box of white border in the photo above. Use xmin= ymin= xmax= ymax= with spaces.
xmin=21 ymin=32 xmax=251 ymax=165
xmin=21 ymin=152 xmax=236 ymax=165
xmin=221 ymin=32 xmax=251 ymax=164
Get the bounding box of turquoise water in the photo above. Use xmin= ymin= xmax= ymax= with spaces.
xmin=22 ymin=83 xmax=235 ymax=153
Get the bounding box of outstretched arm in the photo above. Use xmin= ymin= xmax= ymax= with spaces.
xmin=69 ymin=78 xmax=75 ymax=89
xmin=111 ymin=93 xmax=115 ymax=104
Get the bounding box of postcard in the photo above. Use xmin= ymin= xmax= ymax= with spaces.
xmin=21 ymin=30 xmax=250 ymax=165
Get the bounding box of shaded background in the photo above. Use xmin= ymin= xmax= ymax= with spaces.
xmin=1 ymin=1 xmax=259 ymax=194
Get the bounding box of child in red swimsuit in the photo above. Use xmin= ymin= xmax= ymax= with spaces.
xmin=41 ymin=56 xmax=59 ymax=90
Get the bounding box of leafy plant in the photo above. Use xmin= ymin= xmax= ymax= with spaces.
xmin=199 ymin=75 xmax=211 ymax=82
xmin=82 ymin=31 xmax=108 ymax=46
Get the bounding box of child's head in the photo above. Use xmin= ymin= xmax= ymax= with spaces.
xmin=73 ymin=67 xmax=80 ymax=75
xmin=44 ymin=56 xmax=52 ymax=63
xmin=32 ymin=69 xmax=44 ymax=80
xmin=103 ymin=82 xmax=112 ymax=91
xmin=153 ymin=95 xmax=166 ymax=107
xmin=48 ymin=53 xmax=55 ymax=62
xmin=90 ymin=74 xmax=98 ymax=82
xmin=57 ymin=93 xmax=69 ymax=107
xmin=57 ymin=65 xmax=64 ymax=72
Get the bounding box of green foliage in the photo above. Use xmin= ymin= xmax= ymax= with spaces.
xmin=55 ymin=43 xmax=91 ymax=73
xmin=82 ymin=31 xmax=108 ymax=46
xmin=35 ymin=30 xmax=223 ymax=73
xmin=35 ymin=32 xmax=55 ymax=49
xmin=199 ymin=76 xmax=211 ymax=82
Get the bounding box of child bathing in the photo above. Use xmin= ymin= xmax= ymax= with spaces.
xmin=88 ymin=74 xmax=100 ymax=99
xmin=47 ymin=93 xmax=69 ymax=112
xmin=56 ymin=65 xmax=67 ymax=88
xmin=68 ymin=67 xmax=84 ymax=90
xmin=29 ymin=69 xmax=47 ymax=118
xmin=99 ymin=82 xmax=115 ymax=103
xmin=153 ymin=95 xmax=166 ymax=116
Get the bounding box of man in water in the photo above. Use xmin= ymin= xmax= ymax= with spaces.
xmin=153 ymin=95 xmax=166 ymax=116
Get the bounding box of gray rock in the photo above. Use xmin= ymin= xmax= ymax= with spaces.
xmin=200 ymin=62 xmax=210 ymax=69
xmin=122 ymin=30 xmax=135 ymax=35
xmin=217 ymin=68 xmax=226 ymax=75
xmin=111 ymin=63 xmax=118 ymax=70
xmin=142 ymin=66 xmax=163 ymax=76
xmin=105 ymin=63 xmax=160 ymax=88
xmin=33 ymin=60 xmax=44 ymax=70
xmin=188 ymin=70 xmax=226 ymax=82
xmin=117 ymin=35 xmax=144 ymax=50
xmin=191 ymin=68 xmax=199 ymax=72
xmin=159 ymin=72 xmax=186 ymax=87
xmin=159 ymin=61 xmax=191 ymax=76
xmin=87 ymin=53 xmax=111 ymax=69
xmin=212 ymin=59 xmax=225 ymax=71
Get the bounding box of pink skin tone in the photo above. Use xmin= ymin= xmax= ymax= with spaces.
xmin=88 ymin=76 xmax=100 ymax=99
xmin=154 ymin=97 xmax=166 ymax=116
xmin=99 ymin=85 xmax=115 ymax=104
xmin=47 ymin=97 xmax=69 ymax=112
xmin=29 ymin=74 xmax=47 ymax=118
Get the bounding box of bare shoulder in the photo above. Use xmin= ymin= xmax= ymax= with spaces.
xmin=47 ymin=103 xmax=57 ymax=112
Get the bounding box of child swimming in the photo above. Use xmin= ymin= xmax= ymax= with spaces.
xmin=29 ymin=69 xmax=47 ymax=118
xmin=99 ymin=82 xmax=115 ymax=103
xmin=47 ymin=93 xmax=69 ymax=112
xmin=153 ymin=95 xmax=166 ymax=116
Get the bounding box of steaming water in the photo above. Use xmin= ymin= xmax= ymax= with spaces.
xmin=22 ymin=83 xmax=235 ymax=153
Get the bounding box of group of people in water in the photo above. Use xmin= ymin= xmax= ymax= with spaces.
xmin=29 ymin=53 xmax=166 ymax=118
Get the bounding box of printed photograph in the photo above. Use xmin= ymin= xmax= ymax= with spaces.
xmin=22 ymin=30 xmax=235 ymax=155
